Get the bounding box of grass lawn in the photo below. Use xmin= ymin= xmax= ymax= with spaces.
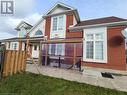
xmin=0 ymin=72 xmax=127 ymax=95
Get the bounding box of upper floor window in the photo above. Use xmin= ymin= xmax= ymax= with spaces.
xmin=35 ymin=30 xmax=43 ymax=36
xmin=52 ymin=15 xmax=64 ymax=31
xmin=19 ymin=28 xmax=27 ymax=37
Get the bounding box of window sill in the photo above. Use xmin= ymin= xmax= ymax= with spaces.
xmin=83 ymin=59 xmax=107 ymax=64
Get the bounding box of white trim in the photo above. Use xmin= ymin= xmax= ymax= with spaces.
xmin=83 ymin=27 xmax=107 ymax=63
xmin=10 ymin=42 xmax=19 ymax=50
xmin=44 ymin=2 xmax=75 ymax=16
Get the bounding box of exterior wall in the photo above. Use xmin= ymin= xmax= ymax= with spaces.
xmin=30 ymin=19 xmax=45 ymax=37
xmin=82 ymin=26 xmax=127 ymax=70
xmin=66 ymin=14 xmax=83 ymax=38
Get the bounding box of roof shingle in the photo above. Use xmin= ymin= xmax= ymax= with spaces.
xmin=75 ymin=16 xmax=127 ymax=27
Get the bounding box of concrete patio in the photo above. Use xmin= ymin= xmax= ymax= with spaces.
xmin=26 ymin=64 xmax=127 ymax=92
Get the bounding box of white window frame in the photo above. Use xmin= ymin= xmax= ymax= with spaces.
xmin=51 ymin=15 xmax=64 ymax=31
xmin=50 ymin=15 xmax=66 ymax=38
xmin=10 ymin=42 xmax=19 ymax=50
xmin=83 ymin=27 xmax=107 ymax=63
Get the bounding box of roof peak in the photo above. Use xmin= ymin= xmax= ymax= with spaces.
xmin=44 ymin=2 xmax=75 ymax=16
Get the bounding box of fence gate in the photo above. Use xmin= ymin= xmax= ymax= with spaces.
xmin=2 ymin=50 xmax=27 ymax=77
xmin=0 ymin=44 xmax=27 ymax=78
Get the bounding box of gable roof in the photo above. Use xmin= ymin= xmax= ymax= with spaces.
xmin=44 ymin=2 xmax=75 ymax=16
xmin=76 ymin=16 xmax=127 ymax=26
xmin=15 ymin=21 xmax=33 ymax=31
xmin=43 ymin=2 xmax=80 ymax=22
xmin=28 ymin=17 xmax=44 ymax=34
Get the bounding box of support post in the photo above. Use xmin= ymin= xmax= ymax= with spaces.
xmin=39 ymin=42 xmax=42 ymax=65
xmin=73 ymin=43 xmax=76 ymax=66
xmin=45 ymin=44 xmax=48 ymax=66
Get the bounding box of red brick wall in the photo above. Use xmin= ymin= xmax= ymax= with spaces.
xmin=66 ymin=14 xmax=83 ymax=38
xmin=45 ymin=17 xmax=51 ymax=40
xmin=82 ymin=26 xmax=127 ymax=70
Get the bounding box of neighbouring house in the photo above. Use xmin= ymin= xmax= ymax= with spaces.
xmin=1 ymin=20 xmax=45 ymax=58
xmin=1 ymin=2 xmax=127 ymax=70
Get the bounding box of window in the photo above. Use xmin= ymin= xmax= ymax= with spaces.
xmin=84 ymin=29 xmax=107 ymax=63
xmin=52 ymin=17 xmax=57 ymax=31
xmin=11 ymin=42 xmax=18 ymax=50
xmin=34 ymin=45 xmax=37 ymax=50
xmin=52 ymin=15 xmax=64 ymax=31
xmin=35 ymin=30 xmax=42 ymax=36
xmin=19 ymin=28 xmax=27 ymax=37
xmin=49 ymin=44 xmax=64 ymax=55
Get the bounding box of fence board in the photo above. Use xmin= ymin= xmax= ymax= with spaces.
xmin=18 ymin=51 xmax=22 ymax=72
xmin=23 ymin=52 xmax=27 ymax=71
xmin=5 ymin=51 xmax=12 ymax=76
xmin=10 ymin=51 xmax=16 ymax=75
xmin=21 ymin=51 xmax=25 ymax=71
xmin=14 ymin=51 xmax=19 ymax=74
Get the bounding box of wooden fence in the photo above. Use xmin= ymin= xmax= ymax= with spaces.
xmin=3 ymin=50 xmax=27 ymax=77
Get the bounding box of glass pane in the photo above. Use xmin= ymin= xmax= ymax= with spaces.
xmin=57 ymin=44 xmax=64 ymax=55
xmin=58 ymin=16 xmax=63 ymax=30
xmin=52 ymin=17 xmax=57 ymax=31
xmin=95 ymin=33 xmax=103 ymax=40
xmin=86 ymin=34 xmax=93 ymax=40
xmin=95 ymin=41 xmax=103 ymax=60
xmin=14 ymin=43 xmax=17 ymax=50
xmin=49 ymin=44 xmax=56 ymax=55
xmin=86 ymin=41 xmax=93 ymax=59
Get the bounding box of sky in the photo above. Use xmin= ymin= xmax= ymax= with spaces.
xmin=0 ymin=0 xmax=127 ymax=39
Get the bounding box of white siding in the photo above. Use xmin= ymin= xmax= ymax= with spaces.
xmin=49 ymin=7 xmax=68 ymax=15
xmin=30 ymin=20 xmax=45 ymax=37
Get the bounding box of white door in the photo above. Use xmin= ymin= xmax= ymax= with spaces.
xmin=32 ymin=44 xmax=39 ymax=58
